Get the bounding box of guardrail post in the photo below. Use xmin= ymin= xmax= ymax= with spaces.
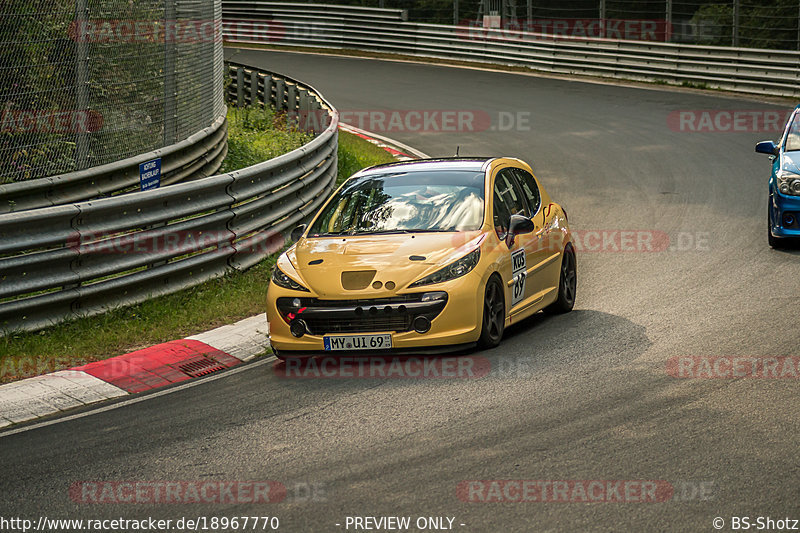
xmin=275 ymin=78 xmax=286 ymax=111
xmin=75 ymin=0 xmax=89 ymax=171
xmin=236 ymin=67 xmax=245 ymax=107
xmin=287 ymin=83 xmax=298 ymax=112
xmin=286 ymin=83 xmax=298 ymax=129
xmin=264 ymin=75 xmax=274 ymax=108
xmin=250 ymin=70 xmax=259 ymax=107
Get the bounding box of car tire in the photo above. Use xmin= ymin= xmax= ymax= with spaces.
xmin=478 ymin=275 xmax=505 ymax=349
xmin=768 ymin=207 xmax=784 ymax=249
xmin=273 ymin=349 xmax=297 ymax=362
xmin=544 ymin=244 xmax=577 ymax=315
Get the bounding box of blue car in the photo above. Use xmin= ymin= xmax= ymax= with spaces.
xmin=756 ymin=105 xmax=800 ymax=248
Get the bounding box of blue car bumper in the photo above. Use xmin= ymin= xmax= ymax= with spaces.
xmin=770 ymin=192 xmax=800 ymax=238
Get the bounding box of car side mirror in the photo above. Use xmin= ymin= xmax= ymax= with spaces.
xmin=755 ymin=141 xmax=778 ymax=156
xmin=290 ymin=224 xmax=307 ymax=243
xmin=505 ymin=214 xmax=535 ymax=248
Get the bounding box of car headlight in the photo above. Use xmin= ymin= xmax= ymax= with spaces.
xmin=409 ymin=248 xmax=480 ymax=288
xmin=777 ymin=170 xmax=800 ymax=196
xmin=271 ymin=266 xmax=310 ymax=292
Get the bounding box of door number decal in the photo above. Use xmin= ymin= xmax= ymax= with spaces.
xmin=511 ymin=248 xmax=526 ymax=306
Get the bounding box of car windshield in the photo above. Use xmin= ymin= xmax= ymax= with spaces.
xmin=308 ymin=170 xmax=485 ymax=236
xmin=786 ymin=113 xmax=800 ymax=152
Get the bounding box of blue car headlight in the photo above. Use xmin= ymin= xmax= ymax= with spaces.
xmin=777 ymin=170 xmax=800 ymax=196
xmin=271 ymin=266 xmax=310 ymax=292
xmin=409 ymin=248 xmax=480 ymax=288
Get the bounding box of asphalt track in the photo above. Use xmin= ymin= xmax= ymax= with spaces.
xmin=2 ymin=49 xmax=799 ymax=532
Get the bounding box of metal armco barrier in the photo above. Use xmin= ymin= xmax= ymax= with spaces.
xmin=0 ymin=116 xmax=228 ymax=214
xmin=222 ymin=2 xmax=800 ymax=98
xmin=0 ymin=63 xmax=338 ymax=333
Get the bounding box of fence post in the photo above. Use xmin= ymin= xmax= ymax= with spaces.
xmin=666 ymin=0 xmax=672 ymax=42
xmin=75 ymin=0 xmax=89 ymax=171
xmin=453 ymin=0 xmax=458 ymax=25
xmin=732 ymin=0 xmax=739 ymax=46
xmin=599 ymin=0 xmax=606 ymax=38
xmin=163 ymin=0 xmax=177 ymax=146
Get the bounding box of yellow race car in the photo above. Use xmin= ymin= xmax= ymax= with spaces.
xmin=266 ymin=157 xmax=576 ymax=359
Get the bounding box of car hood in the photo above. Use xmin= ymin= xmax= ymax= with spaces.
xmin=288 ymin=231 xmax=483 ymax=297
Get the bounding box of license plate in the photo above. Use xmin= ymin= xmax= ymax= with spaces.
xmin=324 ymin=334 xmax=392 ymax=351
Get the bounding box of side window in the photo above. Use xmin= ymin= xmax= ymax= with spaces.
xmin=493 ymin=169 xmax=527 ymax=238
xmin=786 ymin=113 xmax=800 ymax=152
xmin=513 ymin=168 xmax=541 ymax=216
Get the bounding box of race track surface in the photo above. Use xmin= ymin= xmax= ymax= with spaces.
xmin=3 ymin=49 xmax=799 ymax=532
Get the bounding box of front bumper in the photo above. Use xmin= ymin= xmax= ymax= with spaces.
xmin=771 ymin=191 xmax=800 ymax=238
xmin=266 ymin=275 xmax=485 ymax=353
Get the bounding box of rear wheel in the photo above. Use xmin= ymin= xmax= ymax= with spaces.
xmin=544 ymin=245 xmax=577 ymax=315
xmin=478 ymin=276 xmax=505 ymax=349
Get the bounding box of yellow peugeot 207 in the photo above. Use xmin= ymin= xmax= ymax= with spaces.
xmin=266 ymin=157 xmax=576 ymax=359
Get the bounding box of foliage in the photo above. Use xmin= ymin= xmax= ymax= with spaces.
xmin=220 ymin=105 xmax=314 ymax=173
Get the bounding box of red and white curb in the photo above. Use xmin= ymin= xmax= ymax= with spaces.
xmin=0 ymin=129 xmax=426 ymax=430
xmin=0 ymin=315 xmax=269 ymax=429
xmin=339 ymin=123 xmax=430 ymax=160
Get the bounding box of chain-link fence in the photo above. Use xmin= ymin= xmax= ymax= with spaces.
xmin=0 ymin=0 xmax=224 ymax=183
xmin=296 ymin=0 xmax=800 ymax=49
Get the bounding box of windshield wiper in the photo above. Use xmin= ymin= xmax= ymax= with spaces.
xmin=308 ymin=230 xmax=351 ymax=237
xmin=351 ymin=228 xmax=455 ymax=235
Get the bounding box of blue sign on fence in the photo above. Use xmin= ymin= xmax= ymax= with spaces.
xmin=139 ymin=158 xmax=161 ymax=191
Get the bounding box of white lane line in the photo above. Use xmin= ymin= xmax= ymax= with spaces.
xmin=0 ymin=356 xmax=274 ymax=439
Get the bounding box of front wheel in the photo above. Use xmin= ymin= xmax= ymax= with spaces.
xmin=272 ymin=348 xmax=308 ymax=362
xmin=544 ymin=245 xmax=577 ymax=315
xmin=478 ymin=276 xmax=505 ymax=349
xmin=768 ymin=205 xmax=783 ymax=249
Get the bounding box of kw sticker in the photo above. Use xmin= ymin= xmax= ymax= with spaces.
xmin=511 ymin=248 xmax=527 ymax=306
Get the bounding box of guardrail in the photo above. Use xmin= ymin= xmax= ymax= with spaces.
xmin=0 ymin=63 xmax=338 ymax=334
xmin=221 ymin=2 xmax=800 ymax=98
xmin=0 ymin=116 xmax=228 ymax=214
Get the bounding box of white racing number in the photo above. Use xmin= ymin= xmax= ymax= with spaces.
xmin=511 ymin=248 xmax=527 ymax=306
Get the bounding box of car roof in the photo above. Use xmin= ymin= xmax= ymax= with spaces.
xmin=359 ymin=157 xmax=494 ymax=175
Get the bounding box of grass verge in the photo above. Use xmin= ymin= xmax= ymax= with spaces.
xmin=0 ymin=115 xmax=396 ymax=383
